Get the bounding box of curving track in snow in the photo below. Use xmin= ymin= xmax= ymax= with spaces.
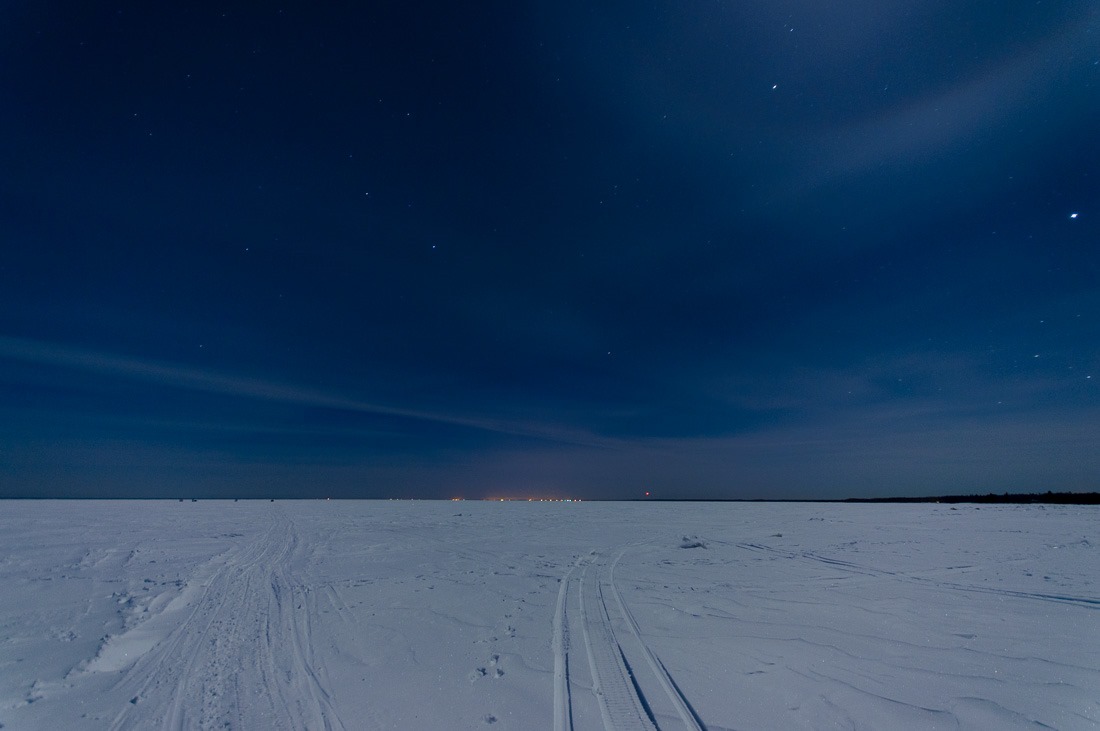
xmin=553 ymin=545 xmax=705 ymax=731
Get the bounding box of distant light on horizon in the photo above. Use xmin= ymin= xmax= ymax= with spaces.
xmin=483 ymin=497 xmax=582 ymax=502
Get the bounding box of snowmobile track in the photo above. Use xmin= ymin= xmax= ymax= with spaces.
xmin=555 ymin=545 xmax=705 ymax=731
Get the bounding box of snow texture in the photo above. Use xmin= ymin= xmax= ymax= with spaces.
xmin=0 ymin=500 xmax=1096 ymax=730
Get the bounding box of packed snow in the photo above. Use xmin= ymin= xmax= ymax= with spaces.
xmin=0 ymin=500 xmax=1096 ymax=730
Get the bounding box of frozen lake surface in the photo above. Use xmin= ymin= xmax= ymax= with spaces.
xmin=0 ymin=500 xmax=1096 ymax=730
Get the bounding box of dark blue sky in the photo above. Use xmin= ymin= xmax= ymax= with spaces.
xmin=2 ymin=2 xmax=1098 ymax=499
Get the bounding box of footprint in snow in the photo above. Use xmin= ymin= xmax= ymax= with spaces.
xmin=472 ymin=654 xmax=505 ymax=680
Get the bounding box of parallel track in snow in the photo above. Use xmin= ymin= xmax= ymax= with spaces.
xmin=553 ymin=547 xmax=706 ymax=731
xmin=105 ymin=509 xmax=344 ymax=731
xmin=607 ymin=548 xmax=707 ymax=731
xmin=578 ymin=558 xmax=659 ymax=731
xmin=552 ymin=554 xmax=589 ymax=731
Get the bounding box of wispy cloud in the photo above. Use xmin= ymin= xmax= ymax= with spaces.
xmin=799 ymin=9 xmax=1098 ymax=190
xmin=0 ymin=335 xmax=618 ymax=448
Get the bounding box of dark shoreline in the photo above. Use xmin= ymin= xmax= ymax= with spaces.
xmin=638 ymin=492 xmax=1100 ymax=505
xmin=841 ymin=492 xmax=1100 ymax=505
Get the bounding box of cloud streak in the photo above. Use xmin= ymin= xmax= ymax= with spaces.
xmin=0 ymin=335 xmax=618 ymax=449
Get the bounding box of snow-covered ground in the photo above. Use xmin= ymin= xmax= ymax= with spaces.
xmin=0 ymin=500 xmax=1096 ymax=730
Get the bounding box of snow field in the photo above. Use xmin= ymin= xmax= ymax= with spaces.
xmin=0 ymin=500 xmax=1096 ymax=730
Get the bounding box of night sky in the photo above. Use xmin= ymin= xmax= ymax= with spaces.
xmin=2 ymin=2 xmax=1098 ymax=500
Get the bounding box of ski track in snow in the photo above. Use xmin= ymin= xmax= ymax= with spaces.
xmin=736 ymin=542 xmax=1100 ymax=610
xmin=101 ymin=509 xmax=344 ymax=731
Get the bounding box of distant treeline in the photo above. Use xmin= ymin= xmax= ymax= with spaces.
xmin=844 ymin=492 xmax=1100 ymax=505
